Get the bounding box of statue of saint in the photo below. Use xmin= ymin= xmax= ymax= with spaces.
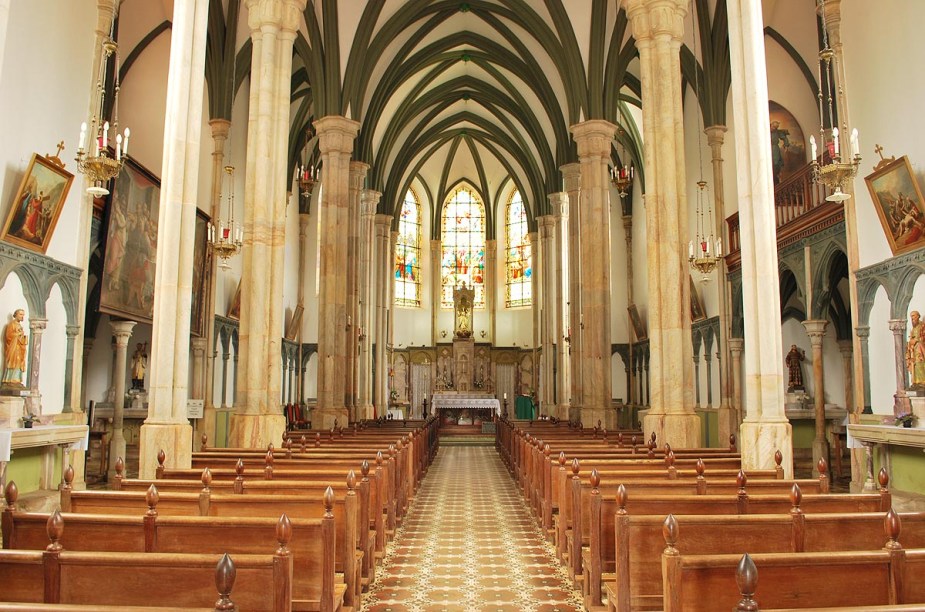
xmin=906 ymin=310 xmax=925 ymax=388
xmin=131 ymin=342 xmax=147 ymax=391
xmin=785 ymin=344 xmax=805 ymax=392
xmin=2 ymin=309 xmax=27 ymax=388
xmin=453 ymin=282 xmax=474 ymax=338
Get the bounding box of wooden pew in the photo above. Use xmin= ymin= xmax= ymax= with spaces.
xmin=3 ymin=486 xmax=345 ymax=612
xmin=661 ymin=514 xmax=925 ymax=611
xmin=0 ymin=514 xmax=292 ymax=612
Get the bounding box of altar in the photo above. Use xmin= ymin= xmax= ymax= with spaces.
xmin=431 ymin=392 xmax=500 ymax=421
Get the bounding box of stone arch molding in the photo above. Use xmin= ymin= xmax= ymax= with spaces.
xmin=855 ymin=249 xmax=925 ymax=326
xmin=0 ymin=242 xmax=81 ymax=324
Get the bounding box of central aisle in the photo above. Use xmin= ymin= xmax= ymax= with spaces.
xmin=361 ymin=445 xmax=584 ymax=612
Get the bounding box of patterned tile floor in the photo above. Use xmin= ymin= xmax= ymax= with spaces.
xmin=361 ymin=445 xmax=585 ymax=612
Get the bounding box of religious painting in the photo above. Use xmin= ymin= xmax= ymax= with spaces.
xmin=99 ymin=156 xmax=160 ymax=323
xmin=769 ymin=101 xmax=806 ymax=186
xmin=227 ymin=279 xmax=241 ymax=320
xmin=190 ymin=209 xmax=212 ymax=338
xmin=1 ymin=153 xmax=74 ymax=254
xmin=690 ymin=276 xmax=707 ymax=322
xmin=628 ymin=303 xmax=647 ymax=341
xmin=285 ymin=304 xmax=304 ymax=341
xmin=865 ymin=155 xmax=925 ymax=256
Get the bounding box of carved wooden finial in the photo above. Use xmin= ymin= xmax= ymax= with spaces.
xmin=361 ymin=460 xmax=370 ymax=479
xmin=729 ymin=433 xmax=737 ymax=450
xmin=650 ymin=431 xmax=657 ymax=443
xmin=737 ymin=469 xmax=747 ymax=491
xmin=46 ymin=509 xmax=64 ymax=552
xmin=214 ymin=553 xmax=237 ymax=611
xmin=571 ymin=457 xmax=580 ymax=477
xmin=790 ymin=483 xmax=803 ymax=511
xmin=235 ymin=458 xmax=245 ymax=478
xmin=201 ymin=432 xmax=208 ymax=451
xmin=774 ymin=450 xmax=783 ymax=467
xmin=115 ymin=457 xmax=125 ymax=479
xmin=376 ymin=451 xmax=383 ymax=466
xmin=590 ymin=469 xmax=600 ymax=489
xmin=202 ymin=468 xmax=213 ymax=490
xmin=4 ymin=481 xmax=19 ymax=508
xmin=696 ymin=458 xmax=705 ymax=477
xmin=631 ymin=435 xmax=638 ymax=448
xmin=323 ymin=486 xmax=335 ymax=518
xmin=734 ymin=553 xmax=759 ymax=611
xmin=617 ymin=432 xmax=624 ymax=447
xmin=276 ymin=514 xmax=292 ymax=555
xmin=879 ymin=468 xmax=890 ymax=490
xmin=663 ymin=514 xmax=679 ymax=554
xmin=617 ymin=484 xmax=628 ymax=513
xmin=558 ymin=451 xmax=567 ymax=466
xmin=817 ymin=458 xmax=827 ymax=477
xmin=146 ymin=484 xmax=159 ymax=517
xmin=347 ymin=470 xmax=356 ymax=492
xmin=299 ymin=434 xmax=307 ymax=452
xmin=544 ymin=443 xmax=551 ymax=458
xmin=883 ymin=508 xmax=903 ymax=550
xmin=602 ymin=428 xmax=608 ymax=440
xmin=63 ymin=465 xmax=74 ymax=488
xmin=284 ymin=438 xmax=292 ymax=458
xmin=265 ymin=450 xmax=275 ymax=467
xmin=664 ymin=443 xmax=672 ymax=454
xmin=157 ymin=449 xmax=166 ymax=467
xmin=665 ymin=450 xmax=676 ymax=468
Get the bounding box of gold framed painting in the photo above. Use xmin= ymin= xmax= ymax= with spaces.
xmin=190 ymin=209 xmax=212 ymax=338
xmin=1 ymin=153 xmax=74 ymax=253
xmin=865 ymin=155 xmax=925 ymax=256
xmin=628 ymin=303 xmax=647 ymax=341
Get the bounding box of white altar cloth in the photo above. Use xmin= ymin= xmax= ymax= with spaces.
xmin=0 ymin=424 xmax=89 ymax=462
xmin=430 ymin=396 xmax=500 ymax=415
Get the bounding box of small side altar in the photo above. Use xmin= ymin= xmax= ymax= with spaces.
xmin=431 ymin=392 xmax=500 ymax=423
xmin=0 ymin=424 xmax=89 ymax=491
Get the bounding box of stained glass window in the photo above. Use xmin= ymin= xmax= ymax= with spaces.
xmin=394 ymin=189 xmax=422 ymax=307
xmin=441 ymin=186 xmax=486 ymax=308
xmin=505 ymin=189 xmax=532 ymax=307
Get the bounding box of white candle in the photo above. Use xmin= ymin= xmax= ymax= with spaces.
xmin=503 ymin=392 xmax=507 ymax=400
xmin=115 ymin=134 xmax=122 ymax=160
xmin=123 ymin=128 xmax=130 ymax=156
xmin=689 ymin=241 xmax=694 ymax=258
xmin=851 ymin=128 xmax=859 ymax=157
xmin=832 ymin=127 xmax=840 ymax=157
xmin=78 ymin=122 xmax=87 ymax=151
xmin=716 ymin=238 xmax=722 ymax=256
xmin=810 ymin=135 xmax=817 ymax=160
xmin=102 ymin=121 xmax=110 ymax=150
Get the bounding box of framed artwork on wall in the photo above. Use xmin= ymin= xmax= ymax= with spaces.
xmin=865 ymin=155 xmax=925 ymax=256
xmin=227 ymin=279 xmax=241 ymax=320
xmin=99 ymin=156 xmax=160 ymax=323
xmin=690 ymin=276 xmax=707 ymax=322
xmin=628 ymin=303 xmax=647 ymax=341
xmin=285 ymin=304 xmax=304 ymax=341
xmin=1 ymin=153 xmax=74 ymax=254
xmin=190 ymin=209 xmax=212 ymax=338
xmin=769 ymin=101 xmax=807 ymax=186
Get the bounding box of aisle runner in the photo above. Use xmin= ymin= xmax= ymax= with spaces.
xmin=362 ymin=446 xmax=584 ymax=612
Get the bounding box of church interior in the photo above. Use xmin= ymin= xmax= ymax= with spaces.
xmin=2 ymin=0 xmax=925 ymax=609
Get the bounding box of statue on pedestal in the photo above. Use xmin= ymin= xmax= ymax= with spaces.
xmin=453 ymin=282 xmax=474 ymax=339
xmin=2 ymin=309 xmax=27 ymax=389
xmin=131 ymin=342 xmax=147 ymax=391
xmin=785 ymin=344 xmax=805 ymax=392
xmin=906 ymin=310 xmax=925 ymax=389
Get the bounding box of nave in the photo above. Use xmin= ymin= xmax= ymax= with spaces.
xmin=362 ymin=445 xmax=584 ymax=612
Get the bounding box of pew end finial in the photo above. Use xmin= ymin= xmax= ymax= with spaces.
xmin=558 ymin=451 xmax=566 ymax=467
xmin=361 ymin=460 xmax=370 ymax=481
xmin=879 ymin=467 xmax=890 ymax=491
xmin=884 ymin=508 xmax=903 ymax=550
xmin=276 ymin=513 xmax=292 ymax=555
xmin=46 ymin=509 xmax=64 ymax=552
xmin=214 ymin=553 xmax=237 ymax=611
xmin=63 ymin=464 xmax=74 ymax=490
xmin=662 ymin=514 xmax=679 ymax=555
xmin=774 ymin=450 xmax=784 ymax=479
xmin=590 ymin=469 xmax=600 ymax=490
xmin=347 ymin=470 xmax=357 ymax=493
xmin=571 ymin=458 xmax=580 ymax=478
xmin=729 ymin=433 xmax=738 ymax=451
xmin=114 ymin=457 xmax=125 ymax=484
xmin=202 ymin=467 xmax=213 ymax=491
xmin=616 ymin=483 xmax=628 ymax=514
xmin=790 ymin=483 xmax=803 ymax=513
xmin=4 ymin=480 xmax=18 ymax=509
xmin=323 ymin=486 xmax=335 ymax=518
xmin=735 ymin=553 xmax=759 ymax=612
xmin=146 ymin=484 xmax=160 ymax=517
xmin=200 ymin=432 xmax=208 ymax=451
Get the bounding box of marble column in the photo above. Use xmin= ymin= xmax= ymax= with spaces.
xmin=71 ymin=0 xmax=120 ymax=417
xmin=728 ymin=337 xmax=744 ymax=434
xmin=109 ymin=320 xmax=136 ymax=479
xmin=373 ymin=214 xmax=392 ymax=417
xmin=562 ymin=162 xmax=582 ymax=422
xmin=63 ymin=325 xmax=80 ymax=410
xmin=529 ymin=229 xmax=540 ymax=394
xmin=705 ymin=125 xmax=736 ymax=442
xmin=138 ymin=0 xmax=210 ymax=478
xmin=26 ymin=318 xmax=46 ymax=415
xmin=486 ymin=239 xmax=497 ymax=343
xmin=889 ymin=319 xmax=911 ymax=415
xmin=625 ymin=0 xmax=699 ymax=447
xmin=550 ymin=194 xmax=570 ymax=420
xmin=346 ymin=162 xmax=369 ymax=423
xmin=358 ymin=189 xmax=380 ymax=421
xmin=538 ymin=215 xmax=556 ymax=413
xmin=569 ymin=120 xmax=617 ymax=430
xmin=838 ymin=340 xmax=853 ymax=414
xmin=202 ymin=118 xmax=230 ymax=447
xmin=803 ymin=320 xmax=829 ymax=475
xmin=726 ymin=0 xmax=792 ymax=476
xmin=622 ymin=213 xmax=635 ymax=405
xmin=313 ymin=116 xmax=360 ymax=430
xmin=190 ymin=337 xmax=207 ymax=400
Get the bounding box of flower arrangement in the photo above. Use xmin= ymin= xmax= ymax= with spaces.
xmin=389 ymin=389 xmax=399 ymax=402
xmin=890 ymin=412 xmax=915 ymax=427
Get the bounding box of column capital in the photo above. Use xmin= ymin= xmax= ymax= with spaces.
xmin=704 ymin=125 xmax=727 ymax=147
xmin=209 ymin=118 xmax=231 ymax=141
xmin=569 ymin=119 xmax=618 ymax=158
xmin=623 ymin=0 xmax=688 ymax=42
xmin=246 ymin=0 xmax=307 ymax=34
xmin=560 ymin=163 xmax=581 ymax=192
xmin=28 ymin=318 xmax=47 ymax=332
xmin=110 ymin=320 xmax=137 ymax=345
xmin=837 ymin=339 xmax=853 ymax=356
xmin=191 ymin=336 xmax=208 ymax=355
xmin=537 ymin=214 xmax=556 ymax=233
xmin=374 ymin=213 xmax=393 ymax=229
xmin=65 ymin=325 xmax=81 ymax=337
xmin=350 ymin=160 xmax=370 ymax=180
xmin=314 ymin=115 xmax=361 ymax=155
xmin=888 ymin=319 xmax=907 ymax=334
xmin=802 ymin=319 xmax=829 ymax=343
xmin=855 ymin=324 xmax=871 ymax=339
xmin=547 ymin=192 xmax=568 ymax=219
xmin=728 ymin=337 xmax=744 ymax=355
xmin=361 ymin=190 xmax=382 ymax=217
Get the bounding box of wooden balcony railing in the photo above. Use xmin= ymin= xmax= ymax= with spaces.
xmin=725 ymin=156 xmax=841 ymax=271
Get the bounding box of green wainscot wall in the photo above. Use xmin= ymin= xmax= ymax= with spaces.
xmin=696 ymin=409 xmax=719 ymax=448
xmin=789 ymin=419 xmax=816 ymax=449
xmin=5 ymin=446 xmax=64 ymax=493
xmin=873 ymin=443 xmax=925 ymax=496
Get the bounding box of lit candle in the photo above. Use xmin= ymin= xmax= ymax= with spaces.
xmin=832 ymin=127 xmax=840 ymax=157
xmin=123 ymin=128 xmax=130 ymax=156
xmin=689 ymin=241 xmax=694 ymax=258
xmin=703 ymin=240 xmax=710 ymax=256
xmin=850 ymin=128 xmax=859 ymax=157
xmin=78 ymin=122 xmax=87 ymax=151
xmin=102 ymin=121 xmax=110 ymax=150
xmin=208 ymin=225 xmax=213 ymax=242
xmin=716 ymin=238 xmax=722 ymax=256
xmin=810 ymin=135 xmax=817 ymax=160
xmin=115 ymin=134 xmax=122 ymax=160
xmin=503 ymin=392 xmax=507 ymax=400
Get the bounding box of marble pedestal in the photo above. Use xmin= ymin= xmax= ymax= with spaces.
xmin=137 ymin=422 xmax=193 ymax=479
xmin=910 ymin=394 xmax=925 ymax=423
xmin=0 ymin=396 xmax=25 ymax=428
xmin=740 ymin=420 xmax=793 ymax=478
xmin=229 ymin=413 xmax=286 ymax=449
xmin=643 ymin=412 xmax=701 ymax=448
xmin=312 ymin=408 xmax=349 ymax=431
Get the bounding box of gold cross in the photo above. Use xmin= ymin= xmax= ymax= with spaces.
xmin=875 ymin=144 xmax=885 ymax=161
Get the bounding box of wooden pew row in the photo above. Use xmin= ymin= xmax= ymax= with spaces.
xmin=569 ymin=467 xmax=838 ymax=603
xmin=0 ymin=516 xmax=292 ymax=612
xmin=3 ymin=486 xmax=345 ymax=612
xmin=56 ymin=473 xmax=364 ymax=609
xmin=602 ymin=489 xmax=915 ymax=610
xmin=663 ymin=515 xmax=925 ymax=611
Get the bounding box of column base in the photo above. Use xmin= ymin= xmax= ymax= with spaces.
xmin=312 ymin=408 xmax=349 ymax=431
xmin=739 ymin=420 xmax=793 ymax=478
xmin=0 ymin=396 xmax=25 ymax=428
xmin=138 ymin=421 xmax=193 ymax=479
xmin=229 ymin=413 xmax=287 ymax=449
xmin=812 ymin=437 xmax=830 ymax=477
xmin=357 ymin=403 xmax=375 ymax=421
xmin=643 ymin=412 xmax=702 ymax=448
